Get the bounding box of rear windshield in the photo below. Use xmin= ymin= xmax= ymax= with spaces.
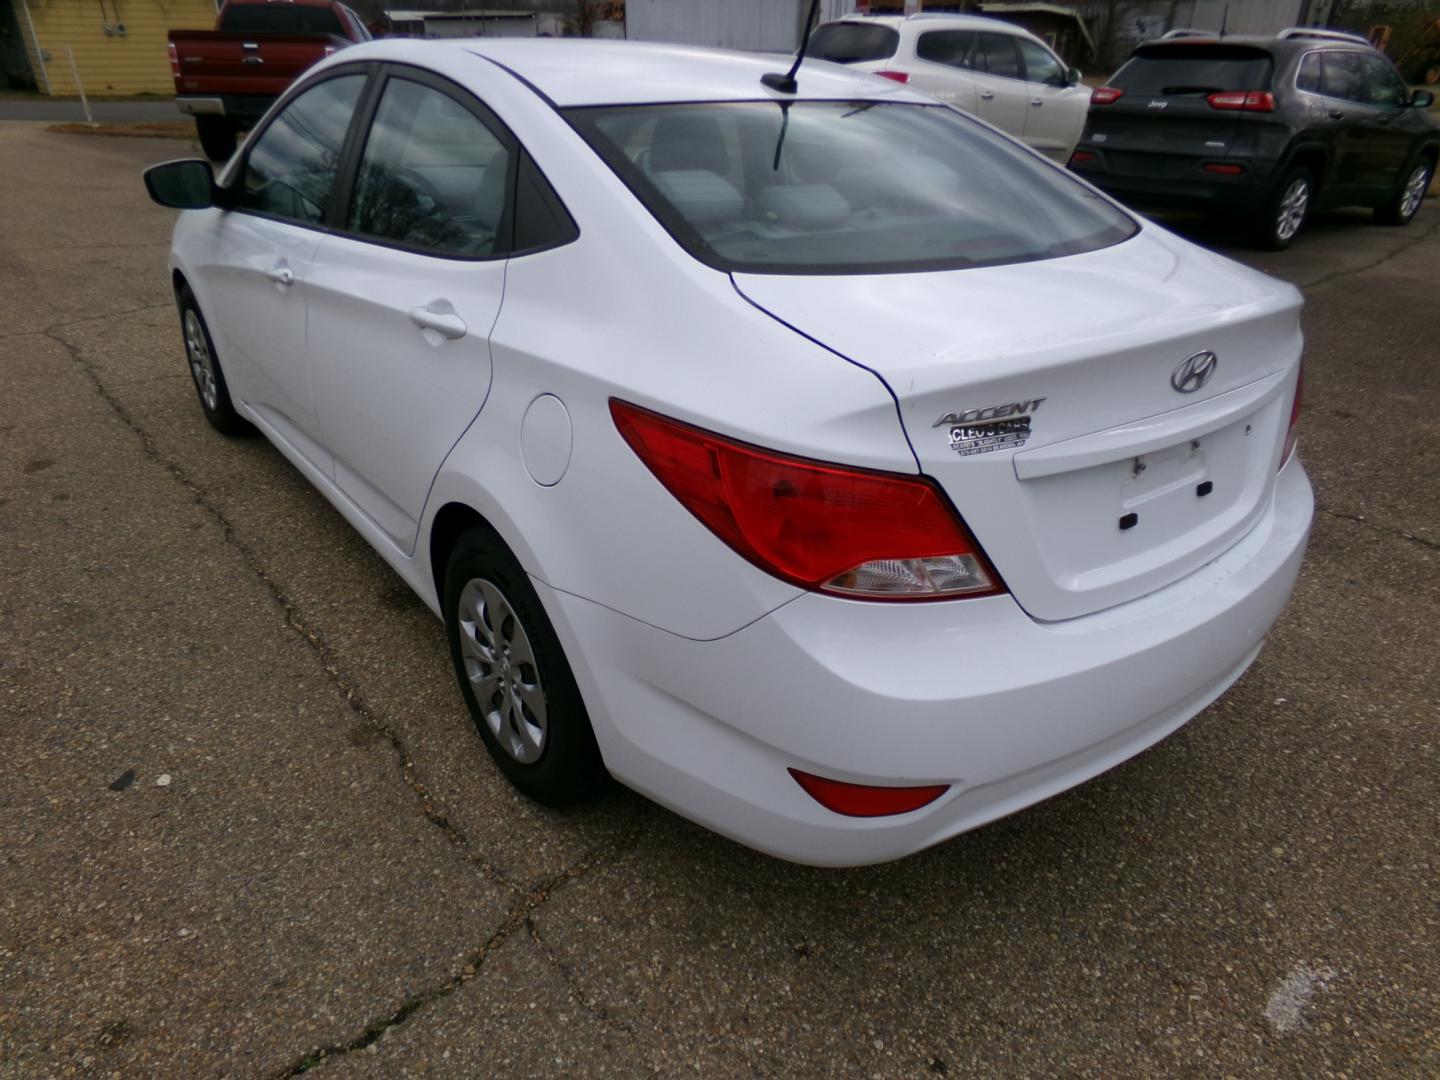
xmin=564 ymin=101 xmax=1136 ymax=275
xmin=807 ymin=23 xmax=900 ymax=64
xmin=219 ymin=3 xmax=345 ymax=36
xmin=1111 ymin=44 xmax=1274 ymax=95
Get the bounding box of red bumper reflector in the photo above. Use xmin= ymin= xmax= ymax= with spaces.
xmin=1203 ymin=162 xmax=1245 ymax=175
xmin=1070 ymin=150 xmax=1096 ymax=164
xmin=789 ymin=768 xmax=949 ymax=817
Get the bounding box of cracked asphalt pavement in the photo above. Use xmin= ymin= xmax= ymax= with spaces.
xmin=2 ymin=123 xmax=1437 ymax=1078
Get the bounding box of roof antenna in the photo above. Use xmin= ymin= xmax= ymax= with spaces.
xmin=762 ymin=0 xmax=823 ymax=94
xmin=1218 ymin=3 xmax=1229 ymax=38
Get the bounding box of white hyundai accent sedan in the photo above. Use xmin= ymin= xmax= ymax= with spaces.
xmin=144 ymin=37 xmax=1312 ymax=867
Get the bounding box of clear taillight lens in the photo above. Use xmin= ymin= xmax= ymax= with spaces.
xmin=1281 ymin=362 xmax=1304 ymax=469
xmin=610 ymin=400 xmax=1004 ymax=601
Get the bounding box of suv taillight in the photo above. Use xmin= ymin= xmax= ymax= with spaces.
xmin=1207 ymin=91 xmax=1275 ymax=112
xmin=1281 ymin=362 xmax=1304 ymax=469
xmin=875 ymin=70 xmax=910 ymax=84
xmin=610 ymin=400 xmax=1004 ymax=601
xmin=1091 ymin=86 xmax=1124 ymax=105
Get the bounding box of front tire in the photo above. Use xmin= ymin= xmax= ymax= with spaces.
xmin=178 ymin=288 xmax=251 ymax=436
xmin=444 ymin=527 xmax=605 ymax=806
xmin=194 ymin=116 xmax=237 ymax=162
xmin=1374 ymin=158 xmax=1432 ymax=227
xmin=1253 ymin=167 xmax=1313 ymax=251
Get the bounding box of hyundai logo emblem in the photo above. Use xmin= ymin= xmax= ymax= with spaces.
xmin=1172 ymin=351 xmax=1218 ymax=393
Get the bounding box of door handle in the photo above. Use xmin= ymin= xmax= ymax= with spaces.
xmin=266 ymin=264 xmax=293 ymax=287
xmin=980 ymin=91 xmax=995 ymax=101
xmin=1327 ymin=109 xmax=1346 ymax=119
xmin=1031 ymin=98 xmax=1043 ymax=106
xmin=409 ymin=305 xmax=467 ymax=341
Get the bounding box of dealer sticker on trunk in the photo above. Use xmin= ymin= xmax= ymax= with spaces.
xmin=934 ymin=398 xmax=1045 ymax=457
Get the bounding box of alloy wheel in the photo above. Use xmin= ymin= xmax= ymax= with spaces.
xmin=1400 ymin=164 xmax=1429 ymax=222
xmin=183 ymin=309 xmax=218 ymax=412
xmin=1276 ymin=177 xmax=1310 ymax=243
xmin=457 ymin=577 xmax=547 ymax=764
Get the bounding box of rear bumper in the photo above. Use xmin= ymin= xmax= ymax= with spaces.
xmin=1072 ymin=156 xmax=1271 ymax=213
xmin=544 ymin=459 xmax=1314 ymax=866
xmin=175 ymin=96 xmax=225 ymax=117
xmin=174 ymin=95 xmax=274 ymax=126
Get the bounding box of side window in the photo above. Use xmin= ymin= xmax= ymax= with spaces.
xmin=975 ymin=33 xmax=1022 ymax=80
xmin=235 ymin=74 xmax=365 ymax=225
xmin=1321 ymin=51 xmax=1366 ymax=103
xmin=1016 ymin=38 xmax=1066 ymax=87
xmin=1296 ymin=52 xmax=1322 ymax=94
xmin=513 ymin=150 xmax=579 ymax=253
xmin=916 ymin=30 xmax=976 ymax=69
xmin=1360 ymin=53 xmax=1408 ymax=107
xmin=347 ymin=78 xmax=512 ymax=257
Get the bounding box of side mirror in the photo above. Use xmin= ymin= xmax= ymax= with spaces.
xmin=143 ymin=158 xmax=217 ymax=210
xmin=1069 ymin=66 xmax=1084 ymax=87
xmin=1411 ymin=89 xmax=1435 ymax=108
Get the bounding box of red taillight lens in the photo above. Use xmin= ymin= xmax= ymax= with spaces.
xmin=1206 ymin=91 xmax=1274 ymax=112
xmin=1091 ymin=86 xmax=1123 ymax=105
xmin=610 ymin=400 xmax=1003 ymax=601
xmin=1281 ymin=362 xmax=1304 ymax=469
xmin=789 ymin=769 xmax=949 ymax=817
xmin=875 ymin=70 xmax=910 ymax=83
xmin=1070 ymin=150 xmax=1096 ymax=164
xmin=168 ymin=42 xmax=180 ymax=78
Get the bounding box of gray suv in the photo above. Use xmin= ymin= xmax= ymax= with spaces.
xmin=1069 ymin=29 xmax=1439 ymax=248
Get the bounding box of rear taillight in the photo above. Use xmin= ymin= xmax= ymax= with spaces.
xmin=874 ymin=70 xmax=910 ymax=83
xmin=610 ymin=400 xmax=1003 ymax=601
xmin=789 ymin=769 xmax=949 ymax=817
xmin=323 ymin=45 xmax=338 ymax=57
xmin=1070 ymin=150 xmax=1096 ymax=164
xmin=1206 ymin=91 xmax=1275 ymax=112
xmin=1091 ymin=86 xmax=1123 ymax=105
xmin=1281 ymin=362 xmax=1304 ymax=469
xmin=168 ymin=42 xmax=180 ymax=79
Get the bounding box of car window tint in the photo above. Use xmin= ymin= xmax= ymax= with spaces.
xmin=1111 ymin=44 xmax=1272 ymax=95
xmin=1360 ymin=53 xmax=1408 ymax=106
xmin=806 ymin=23 xmax=900 ymax=64
xmin=1016 ymin=38 xmax=1066 ymax=86
xmin=975 ymin=34 xmax=1021 ymax=79
xmin=916 ymin=30 xmax=976 ymax=69
xmin=235 ymin=74 xmax=364 ymax=225
xmin=1321 ymin=51 xmax=1366 ymax=102
xmin=219 ymin=3 xmax=344 ymax=35
xmin=512 ymin=149 xmax=579 ymax=253
xmin=347 ymin=78 xmax=511 ymax=257
xmin=1296 ymin=52 xmax=1322 ymax=93
xmin=566 ymin=100 xmax=1135 ymax=275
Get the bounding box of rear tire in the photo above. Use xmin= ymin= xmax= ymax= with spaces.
xmin=178 ymin=287 xmax=251 ymax=437
xmin=195 ymin=116 xmax=237 ymax=162
xmin=1374 ymin=158 xmax=1432 ymax=227
xmin=444 ymin=526 xmax=605 ymax=806
xmin=1252 ymin=166 xmax=1313 ymax=251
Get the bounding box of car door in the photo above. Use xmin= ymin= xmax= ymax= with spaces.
xmin=1358 ymin=52 xmax=1418 ymax=189
xmin=1013 ymin=36 xmax=1087 ymax=162
xmin=969 ymin=32 xmax=1030 ymax=138
xmin=204 ymin=68 xmax=369 ymax=472
xmin=1321 ymin=50 xmax=1377 ymax=194
xmin=909 ymin=29 xmax=980 ymax=113
xmin=303 ymin=68 xmax=513 ymax=555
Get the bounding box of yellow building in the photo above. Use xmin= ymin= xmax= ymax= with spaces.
xmin=3 ymin=0 xmax=219 ymax=95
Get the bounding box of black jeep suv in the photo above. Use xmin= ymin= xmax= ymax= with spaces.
xmin=1068 ymin=29 xmax=1439 ymax=248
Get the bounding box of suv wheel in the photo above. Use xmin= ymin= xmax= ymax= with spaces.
xmin=194 ymin=116 xmax=237 ymax=162
xmin=1375 ymin=159 xmax=1432 ymax=227
xmin=1254 ymin=167 xmax=1313 ymax=251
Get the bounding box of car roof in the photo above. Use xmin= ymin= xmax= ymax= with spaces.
xmin=1133 ymin=34 xmax=1380 ymax=58
xmin=351 ymin=38 xmax=931 ymax=108
xmin=826 ymin=13 xmax=1030 ymax=34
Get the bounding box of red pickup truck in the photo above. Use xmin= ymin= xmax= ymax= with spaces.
xmin=169 ymin=0 xmax=370 ymax=160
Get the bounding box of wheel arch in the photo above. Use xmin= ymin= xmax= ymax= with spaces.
xmin=1282 ymin=144 xmax=1329 ymax=188
xmin=428 ymin=501 xmax=496 ymax=611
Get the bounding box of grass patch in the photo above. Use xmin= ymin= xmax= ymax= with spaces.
xmin=47 ymin=121 xmax=194 ymax=140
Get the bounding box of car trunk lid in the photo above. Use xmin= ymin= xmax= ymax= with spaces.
xmin=732 ymin=228 xmax=1303 ymax=622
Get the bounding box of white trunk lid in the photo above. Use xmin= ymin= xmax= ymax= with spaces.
xmin=734 ymin=229 xmax=1303 ymax=621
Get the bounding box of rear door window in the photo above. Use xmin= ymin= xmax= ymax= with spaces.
xmin=1296 ymin=52 xmax=1322 ymax=93
xmin=975 ymin=33 xmax=1022 ymax=80
xmin=807 ymin=23 xmax=900 ymax=64
xmin=346 ymin=76 xmax=513 ymax=257
xmin=235 ymin=73 xmax=366 ymax=225
xmin=1111 ymin=45 xmax=1273 ymax=96
xmin=916 ymin=30 xmax=976 ymax=69
xmin=1321 ymin=51 xmax=1366 ymax=102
